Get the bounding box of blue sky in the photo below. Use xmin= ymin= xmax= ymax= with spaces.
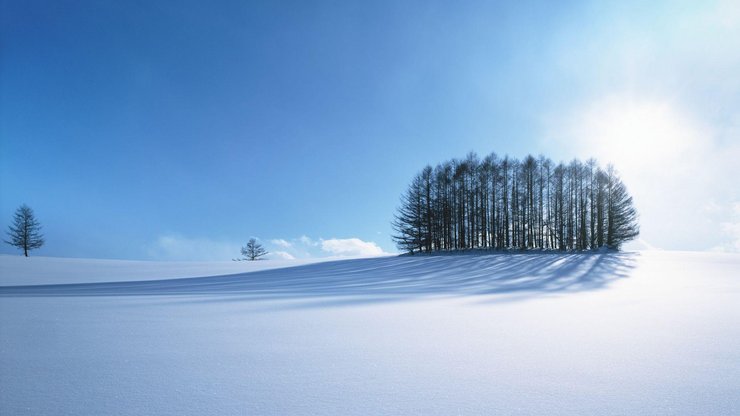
xmin=2 ymin=0 xmax=739 ymax=260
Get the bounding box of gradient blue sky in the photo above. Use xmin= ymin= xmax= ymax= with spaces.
xmin=2 ymin=0 xmax=739 ymax=260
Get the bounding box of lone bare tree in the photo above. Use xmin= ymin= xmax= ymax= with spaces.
xmin=5 ymin=204 xmax=45 ymax=257
xmin=241 ymin=238 xmax=268 ymax=260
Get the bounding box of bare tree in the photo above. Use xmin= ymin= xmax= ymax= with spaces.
xmin=241 ymin=238 xmax=268 ymax=260
xmin=605 ymin=165 xmax=640 ymax=249
xmin=5 ymin=204 xmax=45 ymax=257
xmin=392 ymin=174 xmax=425 ymax=254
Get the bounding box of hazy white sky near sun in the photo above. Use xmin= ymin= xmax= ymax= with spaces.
xmin=542 ymin=0 xmax=740 ymax=252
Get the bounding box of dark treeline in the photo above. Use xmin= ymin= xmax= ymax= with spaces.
xmin=392 ymin=152 xmax=639 ymax=254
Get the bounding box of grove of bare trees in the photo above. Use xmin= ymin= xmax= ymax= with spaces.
xmin=392 ymin=152 xmax=639 ymax=254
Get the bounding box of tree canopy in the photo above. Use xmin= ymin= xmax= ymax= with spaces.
xmin=392 ymin=153 xmax=639 ymax=254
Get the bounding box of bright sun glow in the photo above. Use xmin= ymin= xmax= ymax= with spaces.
xmin=568 ymin=97 xmax=706 ymax=178
xmin=550 ymin=94 xmax=733 ymax=251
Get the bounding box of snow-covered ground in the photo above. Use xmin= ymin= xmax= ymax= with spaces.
xmin=1 ymin=250 xmax=738 ymax=415
xmin=0 ymin=254 xmax=329 ymax=286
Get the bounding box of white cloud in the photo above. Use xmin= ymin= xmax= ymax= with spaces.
xmin=320 ymin=238 xmax=387 ymax=257
xmin=270 ymin=239 xmax=292 ymax=248
xmin=719 ymin=223 xmax=740 ymax=253
xmin=268 ymin=235 xmax=391 ymax=258
xmin=266 ymin=235 xmax=319 ymax=259
xmin=146 ymin=234 xmax=392 ymax=261
xmin=298 ymin=235 xmax=319 ymax=246
xmin=147 ymin=235 xmax=239 ymax=261
xmin=269 ymin=250 xmax=296 ymax=260
xmin=713 ymin=202 xmax=740 ymax=253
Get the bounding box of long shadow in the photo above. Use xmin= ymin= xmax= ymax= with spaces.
xmin=0 ymin=252 xmax=638 ymax=305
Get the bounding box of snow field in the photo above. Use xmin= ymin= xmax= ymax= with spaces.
xmin=1 ymin=250 xmax=738 ymax=415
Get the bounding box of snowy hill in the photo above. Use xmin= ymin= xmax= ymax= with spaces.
xmin=1 ymin=251 xmax=739 ymax=415
xmin=0 ymin=254 xmax=330 ymax=286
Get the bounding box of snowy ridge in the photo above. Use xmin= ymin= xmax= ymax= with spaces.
xmin=0 ymin=252 xmax=636 ymax=300
xmin=0 ymin=254 xmax=331 ymax=286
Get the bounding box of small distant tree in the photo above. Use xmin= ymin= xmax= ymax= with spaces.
xmin=241 ymin=238 xmax=268 ymax=261
xmin=5 ymin=204 xmax=45 ymax=257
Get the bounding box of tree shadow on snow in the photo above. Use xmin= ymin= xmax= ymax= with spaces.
xmin=0 ymin=252 xmax=638 ymax=307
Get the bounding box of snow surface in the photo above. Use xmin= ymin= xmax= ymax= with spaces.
xmin=0 ymin=254 xmax=329 ymax=286
xmin=1 ymin=250 xmax=739 ymax=415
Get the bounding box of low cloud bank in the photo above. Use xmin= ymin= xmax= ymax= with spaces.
xmin=320 ymin=238 xmax=386 ymax=257
xmin=147 ymin=235 xmax=240 ymax=261
xmin=147 ymin=235 xmax=391 ymax=261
